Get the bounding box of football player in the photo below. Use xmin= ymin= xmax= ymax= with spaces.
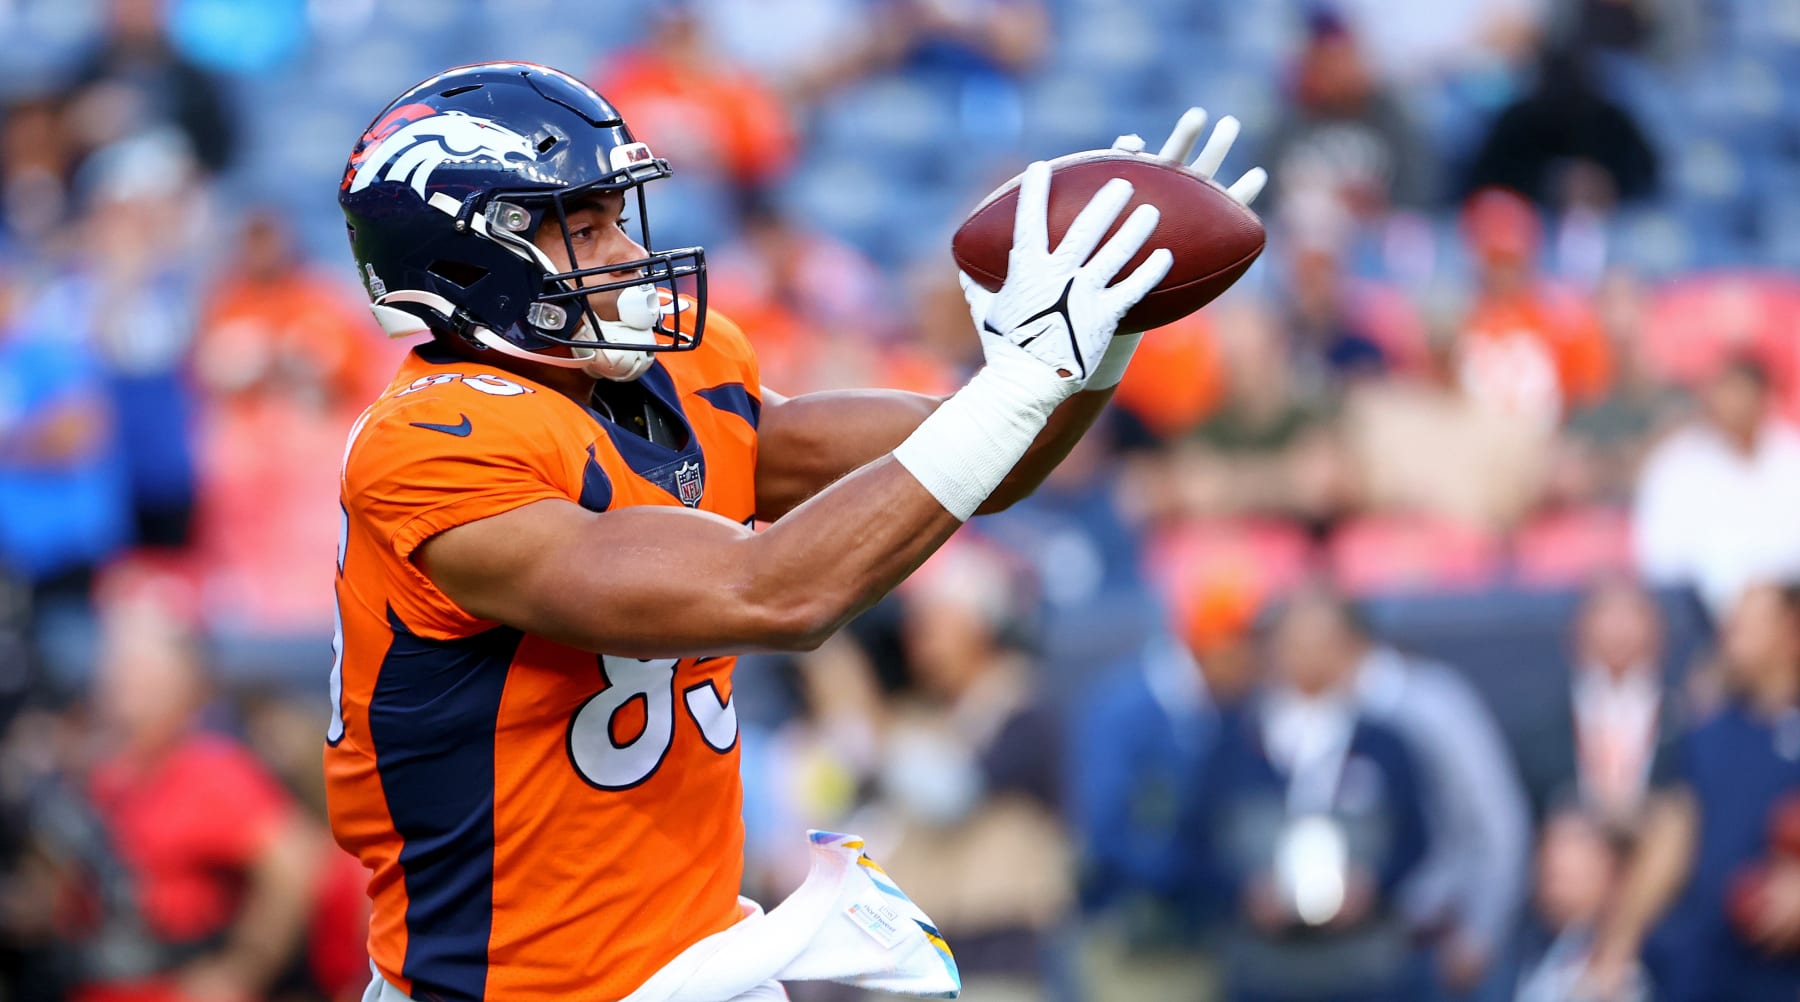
xmin=326 ymin=62 xmax=1260 ymax=1002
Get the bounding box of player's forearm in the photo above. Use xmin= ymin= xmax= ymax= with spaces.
xmin=738 ymin=456 xmax=962 ymax=649
xmin=755 ymin=384 xmax=1115 ymax=520
xmin=979 ymin=386 xmax=1114 ymax=513
xmin=738 ymin=363 xmax=1068 ymax=650
xmin=212 ymin=820 xmax=319 ymax=990
xmin=1596 ymin=790 xmax=1697 ymax=960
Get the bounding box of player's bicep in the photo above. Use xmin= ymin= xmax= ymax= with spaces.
xmin=754 ymin=385 xmax=941 ymax=521
xmin=414 ymin=497 xmax=788 ymax=657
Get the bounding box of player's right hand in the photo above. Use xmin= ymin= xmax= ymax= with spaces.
xmin=959 ymin=160 xmax=1171 ymax=403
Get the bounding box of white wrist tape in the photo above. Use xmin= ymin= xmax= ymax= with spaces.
xmin=1085 ymin=331 xmax=1143 ymax=391
xmin=892 ymin=364 xmax=1059 ymax=521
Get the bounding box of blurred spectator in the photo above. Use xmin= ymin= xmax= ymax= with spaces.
xmin=1332 ymin=0 xmax=1542 ymax=85
xmin=685 ymin=0 xmax=867 ymax=94
xmin=738 ymin=636 xmax=888 ymax=901
xmin=1262 ymin=8 xmax=1433 ymax=216
xmin=1588 ymin=581 xmax=1800 ymax=1001
xmin=1109 ymin=310 xmax=1227 ymax=445
xmin=189 ymin=209 xmax=390 ymax=635
xmin=1154 ymin=303 xmax=1349 ymax=526
xmin=1178 ymin=586 xmax=1433 ymax=1002
xmin=1512 ymin=809 xmax=1643 ymax=1002
xmin=0 ymin=97 xmax=77 ymax=250
xmin=791 ymin=0 xmax=1047 ymax=141
xmin=0 ymin=265 xmax=131 ymax=693
xmin=232 ymin=688 xmax=370 ymax=1002
xmin=1346 ymin=589 xmax=1531 ymax=996
xmin=1273 ymin=187 xmax=1430 ymax=398
xmin=1068 ymin=576 xmax=1259 ymax=1002
xmin=877 ymin=541 xmax=1069 ymax=1001
xmin=979 ymin=430 xmax=1158 ymax=682
xmin=707 ymin=194 xmax=904 ymax=394
xmin=50 ymin=131 xmax=208 ymax=552
xmin=1556 ymin=270 xmax=1687 ymax=505
xmin=66 ymin=0 xmax=236 ymax=173
xmin=1639 ymin=275 xmax=1800 ymax=425
xmin=1456 ymin=188 xmax=1612 ymax=426
xmin=33 ymin=599 xmax=320 ymax=1002
xmin=1192 ymin=305 xmax=1326 ymax=458
xmin=1072 ymin=576 xmax=1260 ymax=923
xmin=1633 ymin=355 xmax=1800 ymax=617
xmin=591 ymin=2 xmax=797 ymax=195
xmin=1342 ymin=312 xmax=1551 ymax=533
xmin=191 ymin=212 xmax=379 ymax=414
xmin=881 ymin=0 xmax=1048 ymax=78
xmin=1463 ymin=49 xmax=1660 ymax=214
xmin=898 ymin=260 xmax=984 ymax=385
xmin=1515 ymin=578 xmax=1680 ymax=831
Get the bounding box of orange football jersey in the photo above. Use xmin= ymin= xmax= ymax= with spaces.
xmin=325 ymin=308 xmax=761 ymax=1002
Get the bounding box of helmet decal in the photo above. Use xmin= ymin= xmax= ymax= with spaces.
xmin=607 ymin=142 xmax=655 ymax=172
xmin=348 ymin=110 xmax=539 ymax=197
xmin=340 ymin=64 xmax=707 ymax=362
xmin=341 ymin=102 xmax=435 ymax=191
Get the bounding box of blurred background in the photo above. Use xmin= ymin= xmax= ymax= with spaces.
xmin=3 ymin=0 xmax=1800 ymax=1000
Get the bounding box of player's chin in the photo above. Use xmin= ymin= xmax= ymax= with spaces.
xmin=582 ymin=286 xmax=625 ymax=323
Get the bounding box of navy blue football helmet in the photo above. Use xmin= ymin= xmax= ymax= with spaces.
xmin=338 ymin=62 xmax=705 ymax=374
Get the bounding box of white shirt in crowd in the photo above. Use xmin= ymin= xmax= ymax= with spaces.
xmin=1572 ymin=664 xmax=1662 ymax=823
xmin=1633 ymin=420 xmax=1800 ymax=615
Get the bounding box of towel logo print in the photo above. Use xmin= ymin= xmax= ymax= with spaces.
xmin=846 ymin=900 xmax=907 ymax=951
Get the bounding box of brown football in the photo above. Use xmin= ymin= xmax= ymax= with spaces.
xmin=952 ymin=150 xmax=1266 ymax=334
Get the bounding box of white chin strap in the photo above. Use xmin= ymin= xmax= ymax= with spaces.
xmin=575 ymin=283 xmax=664 ymax=382
xmin=441 ymin=282 xmax=665 ymax=382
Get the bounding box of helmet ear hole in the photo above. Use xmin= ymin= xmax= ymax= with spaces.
xmin=427 ymin=260 xmax=489 ymax=289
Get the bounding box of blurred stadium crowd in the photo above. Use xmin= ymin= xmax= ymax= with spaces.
xmin=3 ymin=0 xmax=1800 ymax=1000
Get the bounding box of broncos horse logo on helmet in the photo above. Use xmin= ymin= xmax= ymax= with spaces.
xmin=338 ymin=63 xmax=705 ymax=378
xmin=348 ymin=110 xmax=540 ymax=198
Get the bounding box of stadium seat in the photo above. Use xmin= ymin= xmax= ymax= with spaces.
xmin=1141 ymin=516 xmax=1317 ymax=612
xmin=1510 ymin=506 xmax=1636 ymax=588
xmin=1642 ymin=272 xmax=1800 ymax=389
xmin=1326 ymin=514 xmax=1504 ymax=595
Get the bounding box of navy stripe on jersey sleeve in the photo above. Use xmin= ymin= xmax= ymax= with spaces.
xmin=580 ymin=445 xmax=613 ymax=512
xmin=695 ymin=383 xmax=760 ymax=429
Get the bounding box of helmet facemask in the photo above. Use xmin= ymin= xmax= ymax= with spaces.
xmin=467 ymin=147 xmax=705 ymax=381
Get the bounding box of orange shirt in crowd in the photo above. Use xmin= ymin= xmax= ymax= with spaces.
xmin=593 ymin=51 xmax=794 ymax=186
xmin=1113 ymin=312 xmax=1226 ymax=439
xmin=191 ymin=272 xmax=397 ymax=632
xmin=1461 ymin=286 xmax=1612 ymax=420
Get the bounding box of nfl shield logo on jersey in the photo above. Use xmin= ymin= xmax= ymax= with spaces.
xmin=675 ymin=461 xmax=704 ymax=507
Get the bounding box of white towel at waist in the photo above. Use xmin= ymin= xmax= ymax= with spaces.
xmin=363 ymin=830 xmax=959 ymax=1002
xmin=624 ymin=830 xmax=960 ymax=1001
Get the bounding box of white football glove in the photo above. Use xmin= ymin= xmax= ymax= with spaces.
xmin=960 ymin=160 xmax=1171 ymax=405
xmin=1114 ymin=106 xmax=1267 ymax=207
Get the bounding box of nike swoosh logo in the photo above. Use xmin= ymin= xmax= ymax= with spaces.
xmin=409 ymin=414 xmax=472 ymax=437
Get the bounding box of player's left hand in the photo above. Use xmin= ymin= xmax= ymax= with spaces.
xmin=1113 ymin=106 xmax=1267 ymax=208
xmin=958 ymin=160 xmax=1169 ymax=399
